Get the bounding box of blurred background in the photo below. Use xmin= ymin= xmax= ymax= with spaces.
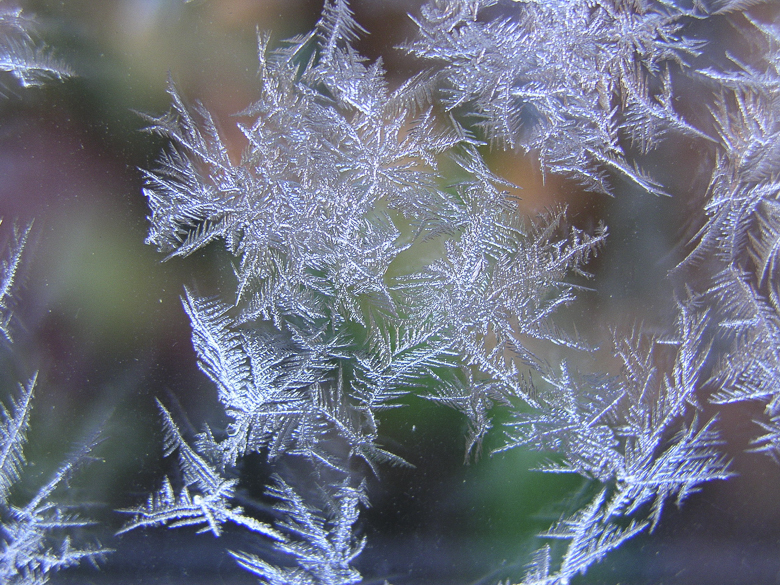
xmin=1 ymin=1 xmax=780 ymax=583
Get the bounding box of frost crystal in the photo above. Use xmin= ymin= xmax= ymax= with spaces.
xmin=0 ymin=3 xmax=71 ymax=91
xmin=0 ymin=227 xmax=109 ymax=585
xmin=405 ymin=0 xmax=710 ymax=195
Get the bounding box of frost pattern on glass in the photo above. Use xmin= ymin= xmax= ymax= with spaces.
xmin=499 ymin=303 xmax=734 ymax=583
xmin=133 ymin=0 xmax=607 ymax=581
xmin=118 ymin=401 xmax=282 ymax=539
xmin=130 ymin=0 xmax=780 ymax=583
xmin=679 ymin=15 xmax=780 ymax=461
xmin=0 ymin=10 xmax=108 ymax=580
xmin=0 ymin=3 xmax=71 ymax=91
xmin=0 ymin=225 xmax=109 ymax=585
xmin=404 ymin=0 xmax=710 ymax=196
xmin=0 ymin=222 xmax=28 ymax=344
xmin=232 ymin=475 xmax=367 ymax=585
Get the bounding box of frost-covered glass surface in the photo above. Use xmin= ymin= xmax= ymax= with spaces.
xmin=1 ymin=1 xmax=780 ymax=584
